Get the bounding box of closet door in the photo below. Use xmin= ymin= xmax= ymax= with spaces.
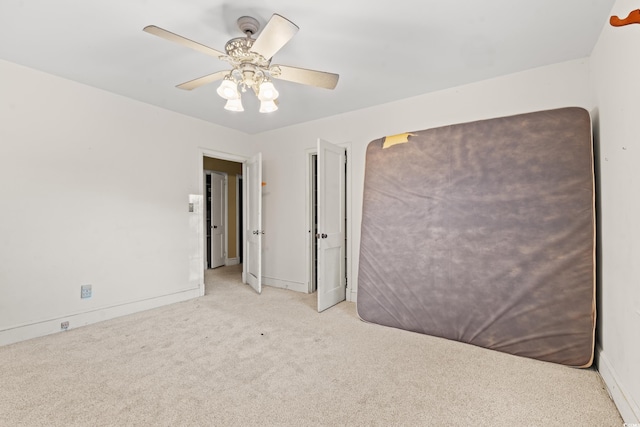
xmin=210 ymin=172 xmax=225 ymax=268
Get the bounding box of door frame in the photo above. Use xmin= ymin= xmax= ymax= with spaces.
xmin=304 ymin=142 xmax=353 ymax=301
xmin=198 ymin=148 xmax=250 ymax=296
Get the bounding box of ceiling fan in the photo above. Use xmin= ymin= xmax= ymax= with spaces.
xmin=143 ymin=14 xmax=339 ymax=113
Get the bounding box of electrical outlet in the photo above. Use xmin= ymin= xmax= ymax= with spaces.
xmin=81 ymin=284 xmax=92 ymax=299
xmin=61 ymin=321 xmax=69 ymax=330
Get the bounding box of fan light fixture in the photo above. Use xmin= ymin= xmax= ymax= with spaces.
xmin=259 ymin=99 xmax=278 ymax=113
xmin=217 ymin=79 xmax=240 ymax=100
xmin=217 ymin=72 xmax=280 ymax=113
xmin=224 ymin=98 xmax=244 ymax=112
xmin=258 ymin=81 xmax=278 ymax=101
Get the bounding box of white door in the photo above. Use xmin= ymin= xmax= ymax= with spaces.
xmin=210 ymin=172 xmax=225 ymax=268
xmin=243 ymin=152 xmax=262 ymax=294
xmin=317 ymin=139 xmax=346 ymax=312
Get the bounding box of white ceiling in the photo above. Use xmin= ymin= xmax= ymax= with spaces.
xmin=0 ymin=1 xmax=615 ymax=134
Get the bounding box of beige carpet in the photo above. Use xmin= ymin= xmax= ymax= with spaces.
xmin=0 ymin=265 xmax=622 ymax=426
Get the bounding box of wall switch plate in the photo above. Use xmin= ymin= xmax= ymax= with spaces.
xmin=61 ymin=321 xmax=69 ymax=330
xmin=81 ymin=284 xmax=92 ymax=299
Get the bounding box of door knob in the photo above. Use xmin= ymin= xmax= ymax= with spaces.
xmin=213 ymin=225 xmax=218 ymax=229
xmin=321 ymin=233 xmax=327 ymax=239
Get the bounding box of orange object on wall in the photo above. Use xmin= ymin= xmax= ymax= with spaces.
xmin=610 ymin=9 xmax=640 ymax=26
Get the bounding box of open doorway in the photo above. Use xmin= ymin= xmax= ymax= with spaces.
xmin=202 ymin=154 xmax=244 ymax=293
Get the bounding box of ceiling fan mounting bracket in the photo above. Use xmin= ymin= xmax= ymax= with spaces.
xmin=237 ymin=16 xmax=260 ymax=36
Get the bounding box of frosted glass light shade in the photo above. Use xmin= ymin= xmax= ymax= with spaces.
xmin=217 ymin=79 xmax=239 ymax=100
xmin=259 ymin=100 xmax=278 ymax=113
xmin=224 ymin=98 xmax=244 ymax=112
xmin=258 ymin=81 xmax=279 ymax=101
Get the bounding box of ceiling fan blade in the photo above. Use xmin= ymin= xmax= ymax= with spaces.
xmin=176 ymin=70 xmax=229 ymax=90
xmin=250 ymin=14 xmax=299 ymax=60
xmin=272 ymin=65 xmax=339 ymax=90
xmin=143 ymin=25 xmax=226 ymax=58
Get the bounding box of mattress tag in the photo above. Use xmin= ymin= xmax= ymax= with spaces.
xmin=382 ymin=133 xmax=416 ymax=149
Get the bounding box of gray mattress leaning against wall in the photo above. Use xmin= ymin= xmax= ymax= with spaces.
xmin=356 ymin=107 xmax=595 ymax=367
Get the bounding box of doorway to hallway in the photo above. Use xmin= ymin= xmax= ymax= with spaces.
xmin=202 ymin=155 xmax=244 ymax=291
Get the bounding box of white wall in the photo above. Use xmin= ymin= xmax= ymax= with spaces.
xmin=590 ymin=0 xmax=640 ymax=422
xmin=0 ymin=59 xmax=252 ymax=345
xmin=255 ymin=58 xmax=594 ymax=301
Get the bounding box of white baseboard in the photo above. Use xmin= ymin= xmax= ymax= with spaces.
xmin=0 ymin=287 xmax=201 ymax=347
xmin=347 ymin=289 xmax=357 ymax=303
xmin=262 ymin=276 xmax=307 ymax=293
xmin=225 ymin=257 xmax=239 ymax=266
xmin=597 ymin=346 xmax=640 ymax=423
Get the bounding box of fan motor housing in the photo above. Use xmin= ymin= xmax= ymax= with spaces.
xmin=225 ymin=37 xmax=269 ymax=67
